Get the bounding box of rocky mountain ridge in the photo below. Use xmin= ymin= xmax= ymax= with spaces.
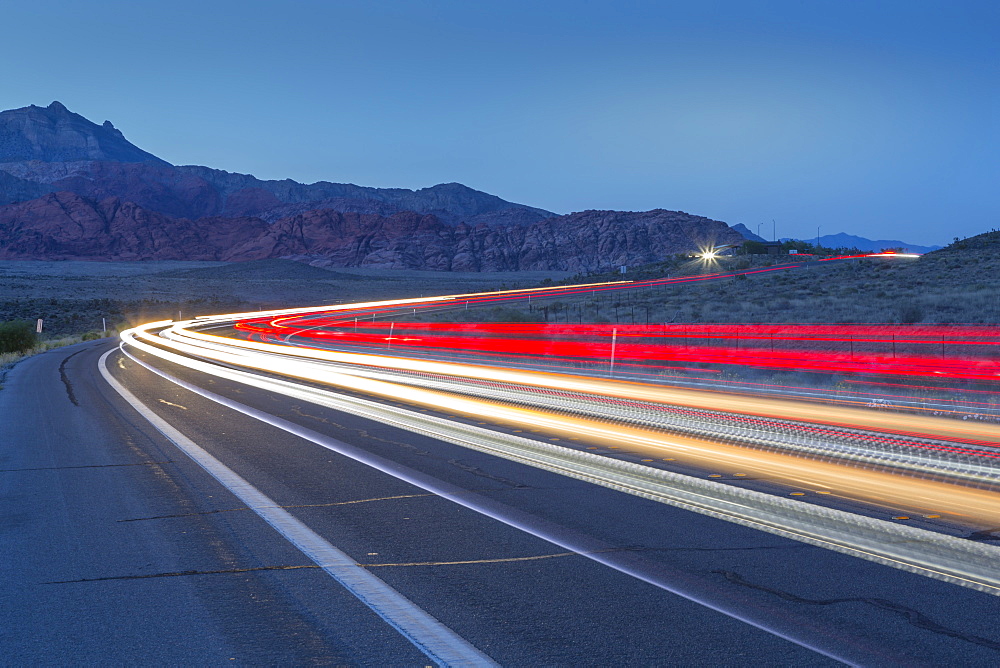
xmin=0 ymin=102 xmax=168 ymax=165
xmin=0 ymin=192 xmax=740 ymax=271
xmin=0 ymin=101 xmax=743 ymax=270
xmin=0 ymin=102 xmax=553 ymax=226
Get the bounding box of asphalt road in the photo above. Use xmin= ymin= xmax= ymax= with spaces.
xmin=3 ymin=339 xmax=1000 ymax=665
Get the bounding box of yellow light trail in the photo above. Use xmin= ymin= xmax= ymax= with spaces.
xmin=120 ymin=319 xmax=1000 ymax=596
xmin=139 ymin=323 xmax=1000 ymax=527
xmin=168 ymin=322 xmax=1000 ymax=447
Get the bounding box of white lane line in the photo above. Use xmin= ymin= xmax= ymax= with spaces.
xmin=99 ymin=349 xmax=497 ymax=668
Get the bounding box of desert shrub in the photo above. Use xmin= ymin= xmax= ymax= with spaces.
xmin=897 ymin=303 xmax=925 ymax=324
xmin=487 ymin=307 xmax=542 ymax=323
xmin=0 ymin=320 xmax=36 ymax=353
xmin=81 ymin=331 xmax=103 ymax=341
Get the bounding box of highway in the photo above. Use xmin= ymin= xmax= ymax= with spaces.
xmin=5 ymin=268 xmax=1000 ymax=664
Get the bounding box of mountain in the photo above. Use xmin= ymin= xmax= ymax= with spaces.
xmin=0 ymin=102 xmax=744 ymax=269
xmin=0 ymin=169 xmax=51 ymax=206
xmin=816 ymin=232 xmax=941 ymax=254
xmin=0 ymin=157 xmax=554 ymax=225
xmin=781 ymin=232 xmax=941 ymax=254
xmin=227 ymin=208 xmax=742 ymax=271
xmin=731 ymin=225 xmax=939 ymax=253
xmin=0 ymin=191 xmax=265 ymax=261
xmin=168 ymin=167 xmax=555 ymax=225
xmin=0 ymin=192 xmax=742 ymax=270
xmin=0 ymin=102 xmax=169 ymax=165
xmin=730 ymin=223 xmax=766 ymax=242
xmin=0 ymin=102 xmax=552 ymax=225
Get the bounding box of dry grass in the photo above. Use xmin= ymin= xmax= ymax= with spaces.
xmin=0 ymin=334 xmax=86 ymax=386
xmin=430 ymin=230 xmax=1000 ymax=326
xmin=2 ymin=232 xmax=996 ymax=340
xmin=0 ymin=258 xmax=569 ymax=337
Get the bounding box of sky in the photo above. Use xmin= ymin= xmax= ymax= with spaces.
xmin=4 ymin=0 xmax=997 ymax=245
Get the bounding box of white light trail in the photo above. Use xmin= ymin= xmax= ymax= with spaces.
xmin=118 ymin=322 xmax=1000 ymax=595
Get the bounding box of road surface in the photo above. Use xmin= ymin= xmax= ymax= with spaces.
xmin=3 ymin=338 xmax=1000 ymax=664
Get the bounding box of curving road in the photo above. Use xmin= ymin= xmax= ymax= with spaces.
xmin=4 ymin=269 xmax=1000 ymax=665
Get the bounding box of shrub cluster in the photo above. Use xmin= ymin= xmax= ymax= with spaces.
xmin=0 ymin=320 xmax=37 ymax=353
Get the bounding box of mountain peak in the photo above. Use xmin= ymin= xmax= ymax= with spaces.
xmin=0 ymin=102 xmax=169 ymax=165
xmin=730 ymin=222 xmax=767 ymax=242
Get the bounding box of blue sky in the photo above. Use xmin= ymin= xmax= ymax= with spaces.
xmin=5 ymin=0 xmax=997 ymax=245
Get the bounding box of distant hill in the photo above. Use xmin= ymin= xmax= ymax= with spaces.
xmin=787 ymin=232 xmax=941 ymax=254
xmin=730 ymin=223 xmax=767 ymax=242
xmin=732 ymin=223 xmax=940 ymax=253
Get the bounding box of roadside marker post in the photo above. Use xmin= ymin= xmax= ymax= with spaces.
xmin=609 ymin=327 xmax=617 ymax=376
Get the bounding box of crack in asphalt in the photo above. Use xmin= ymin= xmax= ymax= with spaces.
xmin=117 ymin=484 xmax=546 ymax=523
xmin=44 ymin=549 xmax=627 ymax=584
xmin=117 ymin=493 xmax=435 ymax=522
xmin=0 ymin=461 xmax=173 ymax=473
xmin=714 ymin=569 xmax=1000 ymax=651
xmin=364 ymin=551 xmax=589 ymax=567
xmin=58 ymin=348 xmax=87 ymax=406
xmin=648 ymin=544 xmax=812 ymax=554
xmin=44 ymin=564 xmax=320 ymax=583
xmin=447 ymin=458 xmax=531 ymax=488
xmin=49 ymin=545 xmax=817 ymax=585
